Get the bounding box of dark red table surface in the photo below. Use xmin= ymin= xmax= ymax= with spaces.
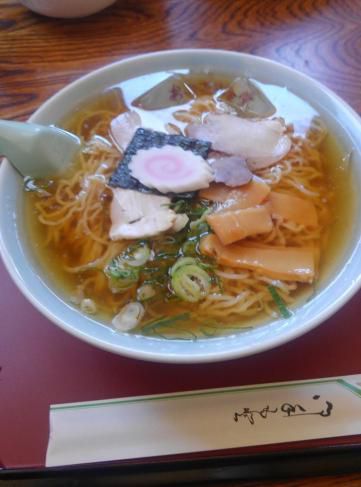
xmin=1 ymin=257 xmax=361 ymax=470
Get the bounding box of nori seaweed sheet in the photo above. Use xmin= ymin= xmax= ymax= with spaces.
xmin=109 ymin=128 xmax=212 ymax=198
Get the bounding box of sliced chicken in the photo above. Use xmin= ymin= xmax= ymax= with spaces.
xmin=109 ymin=188 xmax=176 ymax=240
xmin=110 ymin=111 xmax=141 ymax=152
xmin=129 ymin=145 xmax=214 ymax=193
xmin=187 ymin=113 xmax=291 ymax=170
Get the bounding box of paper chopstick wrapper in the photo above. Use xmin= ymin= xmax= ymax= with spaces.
xmin=46 ymin=374 xmax=361 ymax=467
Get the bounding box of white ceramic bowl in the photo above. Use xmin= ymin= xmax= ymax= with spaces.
xmin=20 ymin=0 xmax=117 ymax=18
xmin=1 ymin=49 xmax=361 ymax=363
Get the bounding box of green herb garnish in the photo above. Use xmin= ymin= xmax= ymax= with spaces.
xmin=170 ymin=199 xmax=210 ymax=219
xmin=169 ymin=199 xmax=191 ymax=214
xmin=141 ymin=313 xmax=190 ymax=334
xmin=104 ymin=257 xmax=140 ymax=292
xmin=267 ymin=285 xmax=292 ymax=319
xmin=153 ymin=251 xmax=178 ymax=260
xmin=170 ymin=258 xmax=211 ymax=303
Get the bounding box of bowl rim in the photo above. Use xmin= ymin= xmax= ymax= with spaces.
xmin=1 ymin=48 xmax=361 ymax=363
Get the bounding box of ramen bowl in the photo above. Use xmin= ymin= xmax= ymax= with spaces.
xmin=1 ymin=49 xmax=361 ymax=363
xmin=19 ymin=0 xmax=117 ymax=18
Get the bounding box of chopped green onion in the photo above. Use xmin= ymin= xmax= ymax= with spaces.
xmin=169 ymin=199 xmax=191 ymax=214
xmin=199 ymin=224 xmax=211 ymax=239
xmin=112 ymin=302 xmax=145 ymax=331
xmin=171 ymin=262 xmax=211 ymax=303
xmin=189 ymin=212 xmax=209 ymax=231
xmin=200 ymin=327 xmax=217 ymax=338
xmin=267 ymin=285 xmax=292 ymax=319
xmin=170 ymin=199 xmax=211 ymax=219
xmin=137 ymin=284 xmax=156 ymax=302
xmin=122 ymin=242 xmax=151 ymax=267
xmin=153 ymin=251 xmax=178 ymax=260
xmin=181 ymin=238 xmax=198 ymax=256
xmin=104 ymin=242 xmax=151 ymax=292
xmin=189 ymin=204 xmax=209 ymax=218
xmin=170 ymin=257 xmax=198 ymax=275
xmin=104 ymin=257 xmax=139 ymax=292
xmin=142 ymin=266 xmax=162 ymax=273
xmin=184 ymin=218 xmax=211 ymax=256
xmin=80 ymin=298 xmax=97 ymax=315
xmin=162 ymin=236 xmax=177 ymax=245
xmin=141 ymin=313 xmax=190 ymax=333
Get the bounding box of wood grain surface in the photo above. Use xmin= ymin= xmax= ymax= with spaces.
xmin=1 ymin=0 xmax=361 ymax=484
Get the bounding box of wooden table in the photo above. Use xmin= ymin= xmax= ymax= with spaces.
xmin=1 ymin=0 xmax=361 ymax=485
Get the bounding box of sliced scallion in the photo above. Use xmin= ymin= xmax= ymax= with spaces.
xmin=137 ymin=284 xmax=156 ymax=302
xmin=112 ymin=302 xmax=145 ymax=332
xmin=123 ymin=242 xmax=151 ymax=267
xmin=267 ymin=285 xmax=292 ymax=319
xmin=170 ymin=257 xmax=198 ymax=276
xmin=141 ymin=313 xmax=190 ymax=334
xmin=104 ymin=257 xmax=139 ymax=292
xmin=171 ymin=263 xmax=211 ymax=303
